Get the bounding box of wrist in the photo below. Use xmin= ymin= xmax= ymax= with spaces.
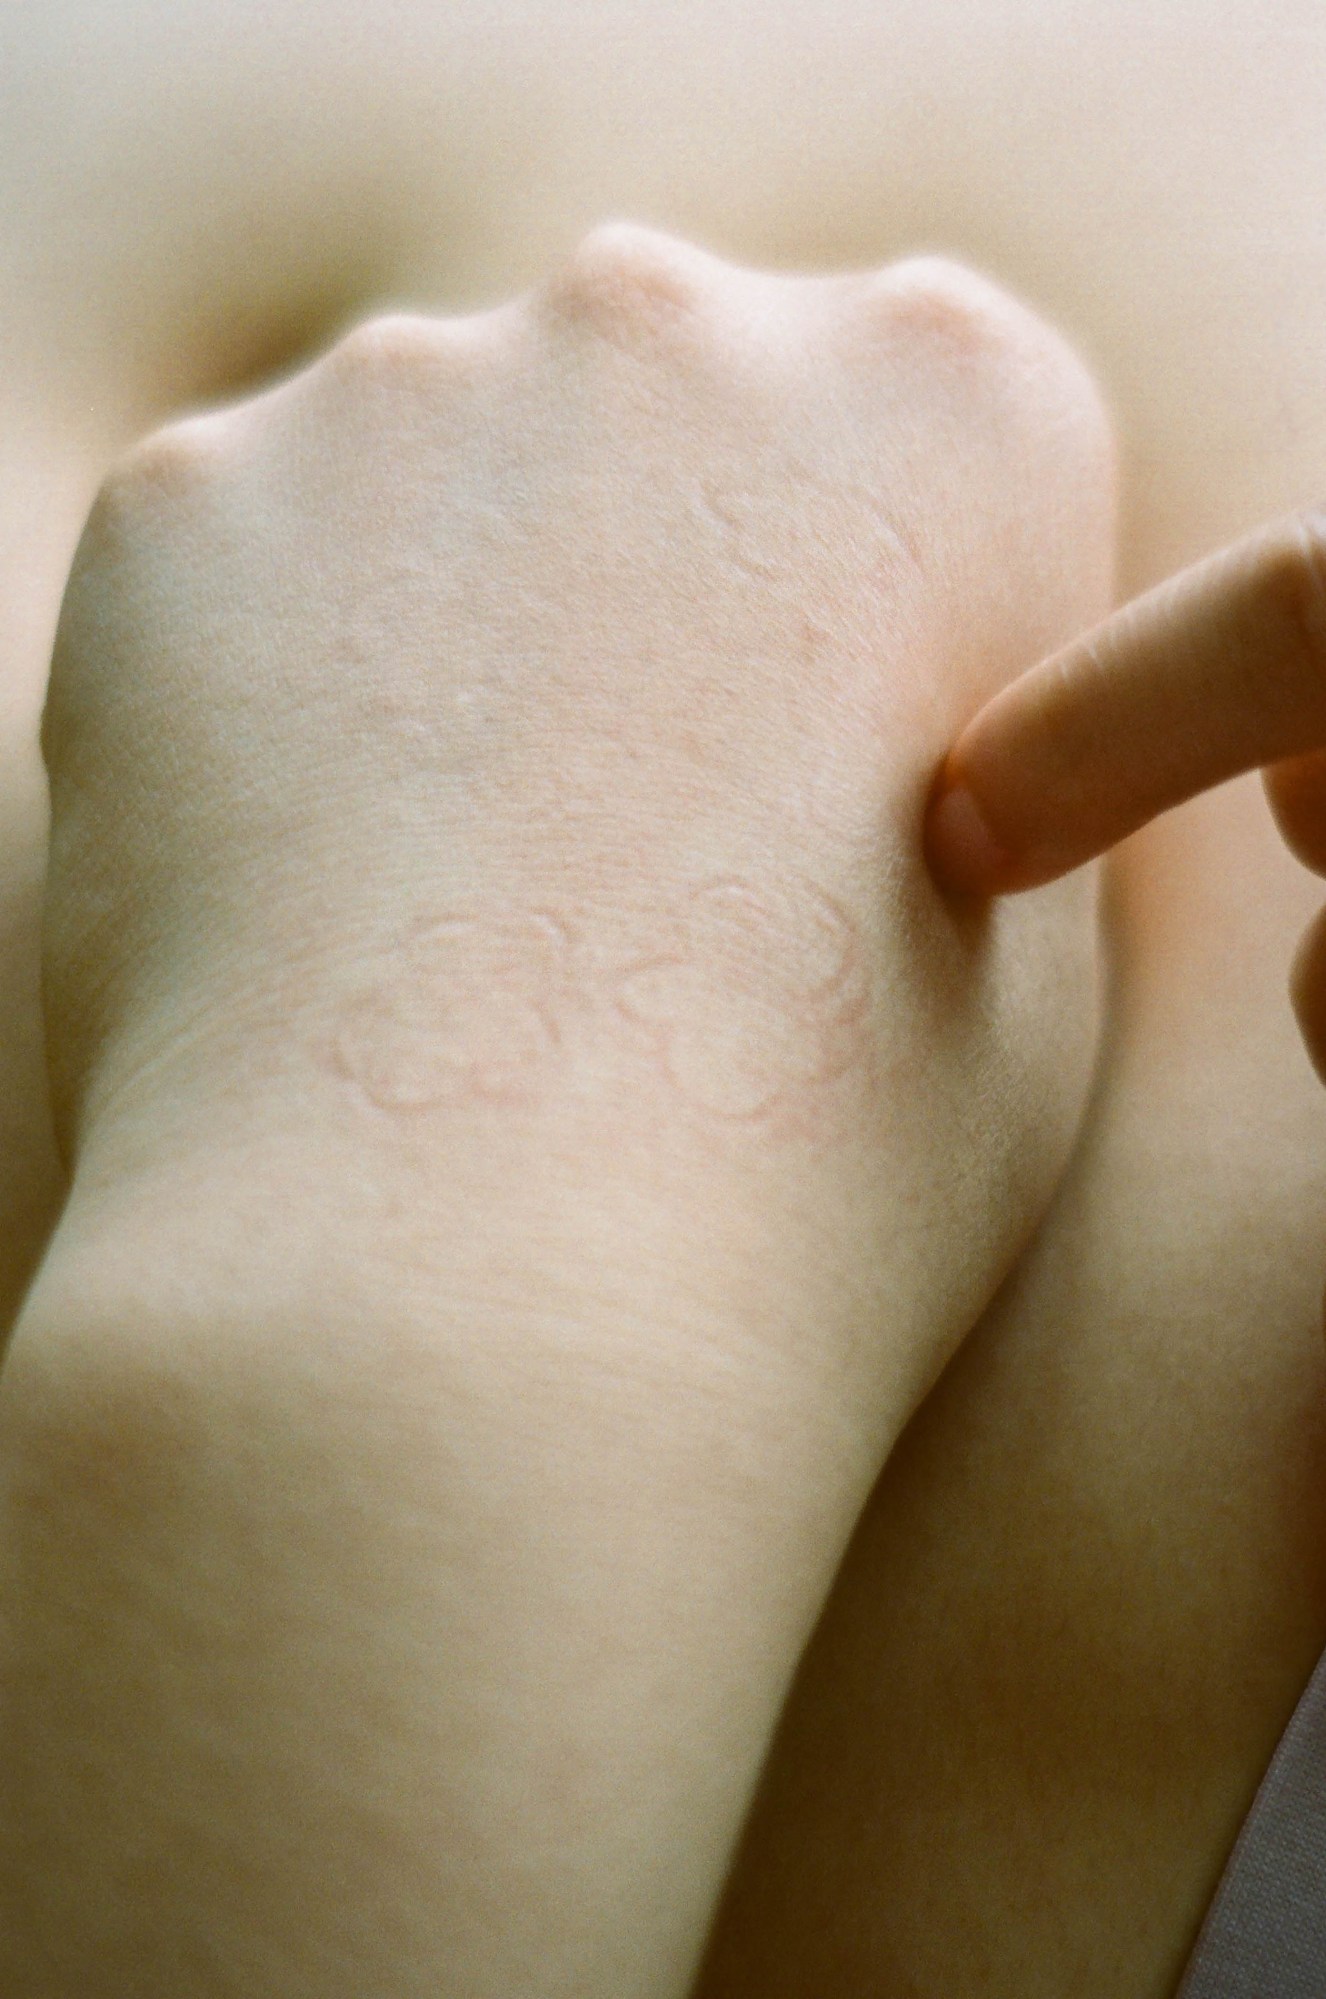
xmin=48 ymin=895 xmax=963 ymax=1446
xmin=7 ymin=1108 xmax=884 ymax=1999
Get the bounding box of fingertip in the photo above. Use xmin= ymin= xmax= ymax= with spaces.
xmin=1289 ymin=902 xmax=1326 ymax=1086
xmin=923 ymin=769 xmax=1012 ymax=896
xmin=1264 ymin=749 xmax=1326 ymax=879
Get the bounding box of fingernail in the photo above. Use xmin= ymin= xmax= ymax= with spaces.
xmin=925 ymin=777 xmax=1011 ymax=895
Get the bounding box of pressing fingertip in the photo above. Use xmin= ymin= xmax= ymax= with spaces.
xmin=924 ymin=771 xmax=1012 ymax=896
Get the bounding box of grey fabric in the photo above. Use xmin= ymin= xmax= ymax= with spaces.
xmin=1177 ymin=1643 xmax=1326 ymax=1997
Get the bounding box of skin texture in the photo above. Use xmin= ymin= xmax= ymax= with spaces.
xmin=4 ymin=5 xmax=1326 ymax=1995
xmin=0 ymin=238 xmax=1113 ymax=1996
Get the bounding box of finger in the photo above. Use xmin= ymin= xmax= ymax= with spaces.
xmin=924 ymin=507 xmax=1326 ymax=895
xmin=1264 ymin=748 xmax=1326 ymax=877
xmin=1290 ymin=900 xmax=1326 ymax=1086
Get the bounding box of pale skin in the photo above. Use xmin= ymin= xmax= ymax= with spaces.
xmin=5 ymin=6 xmax=1326 ymax=1997
xmin=4 ymin=236 xmax=1115 ymax=1995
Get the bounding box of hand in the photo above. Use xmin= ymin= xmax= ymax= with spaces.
xmin=11 ymin=228 xmax=1114 ymax=1998
xmin=923 ymin=507 xmax=1326 ymax=1070
xmin=42 ymin=228 xmax=1114 ymax=1403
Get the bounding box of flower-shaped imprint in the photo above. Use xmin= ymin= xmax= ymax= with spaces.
xmin=332 ymin=911 xmax=570 ymax=1110
xmin=612 ymin=876 xmax=870 ymax=1118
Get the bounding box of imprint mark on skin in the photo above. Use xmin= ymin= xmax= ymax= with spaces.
xmin=691 ymin=467 xmax=921 ymax=604
xmin=332 ymin=911 xmax=572 ymax=1110
xmin=611 ymin=876 xmax=871 ymax=1118
xmin=691 ymin=480 xmax=784 ymax=580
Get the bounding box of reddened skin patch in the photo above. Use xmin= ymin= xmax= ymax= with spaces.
xmin=328 ymin=874 xmax=873 ymax=1127
xmin=611 ymin=876 xmax=870 ymax=1119
xmin=331 ymin=910 xmax=572 ymax=1110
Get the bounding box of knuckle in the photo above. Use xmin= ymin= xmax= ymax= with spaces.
xmin=45 ymin=417 xmax=237 ymax=769
xmin=868 ymin=255 xmax=1031 ymax=358
xmin=867 ymin=253 xmax=1113 ymax=481
xmin=105 ymin=410 xmax=235 ymax=508
xmin=870 ymin=255 xmax=1099 ymax=400
xmin=324 ymin=310 xmax=452 ymax=384
xmin=543 ymin=220 xmax=711 ymax=340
